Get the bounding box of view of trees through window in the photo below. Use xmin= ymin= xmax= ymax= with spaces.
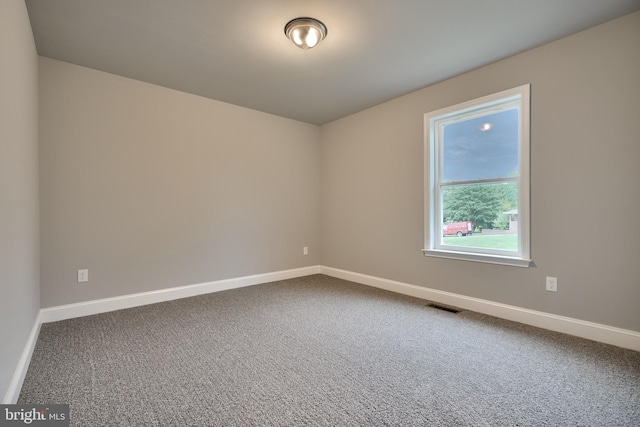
xmin=442 ymin=181 xmax=518 ymax=251
xmin=443 ymin=181 xmax=517 ymax=231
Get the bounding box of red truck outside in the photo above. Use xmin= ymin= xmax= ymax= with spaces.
xmin=443 ymin=221 xmax=473 ymax=237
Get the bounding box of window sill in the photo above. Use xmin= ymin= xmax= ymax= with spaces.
xmin=422 ymin=249 xmax=531 ymax=268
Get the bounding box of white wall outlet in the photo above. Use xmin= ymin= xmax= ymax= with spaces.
xmin=303 ymin=246 xmax=309 ymax=255
xmin=546 ymin=276 xmax=557 ymax=292
xmin=78 ymin=269 xmax=89 ymax=283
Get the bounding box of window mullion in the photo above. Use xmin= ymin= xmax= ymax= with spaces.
xmin=440 ymin=176 xmax=518 ymax=187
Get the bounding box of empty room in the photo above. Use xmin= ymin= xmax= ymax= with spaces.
xmin=2 ymin=0 xmax=639 ymax=425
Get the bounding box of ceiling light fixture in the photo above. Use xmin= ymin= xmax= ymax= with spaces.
xmin=284 ymin=17 xmax=327 ymax=50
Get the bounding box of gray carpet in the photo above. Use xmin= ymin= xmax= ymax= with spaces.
xmin=19 ymin=274 xmax=640 ymax=426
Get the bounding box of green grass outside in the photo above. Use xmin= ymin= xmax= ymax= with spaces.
xmin=442 ymin=233 xmax=518 ymax=251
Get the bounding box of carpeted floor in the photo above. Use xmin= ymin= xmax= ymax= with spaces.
xmin=19 ymin=274 xmax=640 ymax=426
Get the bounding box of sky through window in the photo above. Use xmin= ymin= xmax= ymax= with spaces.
xmin=442 ymin=108 xmax=519 ymax=182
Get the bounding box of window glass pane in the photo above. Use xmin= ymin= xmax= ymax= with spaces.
xmin=441 ymin=182 xmax=518 ymax=252
xmin=442 ymin=108 xmax=519 ymax=182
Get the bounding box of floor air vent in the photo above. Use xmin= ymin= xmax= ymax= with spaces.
xmin=426 ymin=303 xmax=461 ymax=314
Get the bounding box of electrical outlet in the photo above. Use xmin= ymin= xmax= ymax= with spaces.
xmin=303 ymin=246 xmax=309 ymax=255
xmin=78 ymin=269 xmax=89 ymax=283
xmin=546 ymin=276 xmax=557 ymax=292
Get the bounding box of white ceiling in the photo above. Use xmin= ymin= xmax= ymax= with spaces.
xmin=25 ymin=0 xmax=640 ymax=125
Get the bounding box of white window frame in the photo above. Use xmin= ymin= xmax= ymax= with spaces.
xmin=423 ymin=84 xmax=531 ymax=267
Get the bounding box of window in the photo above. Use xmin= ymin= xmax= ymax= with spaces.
xmin=423 ymin=85 xmax=530 ymax=267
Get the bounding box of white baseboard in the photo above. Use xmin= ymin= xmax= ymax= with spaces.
xmin=320 ymin=266 xmax=640 ymax=352
xmin=2 ymin=311 xmax=42 ymax=404
xmin=41 ymin=265 xmax=322 ymax=323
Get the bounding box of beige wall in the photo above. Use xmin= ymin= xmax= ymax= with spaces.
xmin=39 ymin=58 xmax=321 ymax=307
xmin=0 ymin=0 xmax=40 ymax=401
xmin=320 ymin=12 xmax=640 ymax=331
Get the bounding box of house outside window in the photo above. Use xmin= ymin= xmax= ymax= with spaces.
xmin=423 ymin=85 xmax=531 ymax=267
